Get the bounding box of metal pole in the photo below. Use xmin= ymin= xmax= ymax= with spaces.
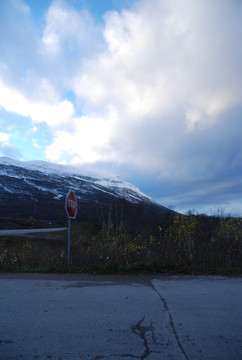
xmin=67 ymin=217 xmax=71 ymax=266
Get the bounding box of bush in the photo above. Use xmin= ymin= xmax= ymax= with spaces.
xmin=1 ymin=214 xmax=241 ymax=274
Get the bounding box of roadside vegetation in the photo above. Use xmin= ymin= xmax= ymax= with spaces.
xmin=0 ymin=211 xmax=241 ymax=275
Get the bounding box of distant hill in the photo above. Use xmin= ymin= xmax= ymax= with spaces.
xmin=0 ymin=157 xmax=174 ymax=230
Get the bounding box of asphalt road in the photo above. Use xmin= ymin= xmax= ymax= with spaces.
xmin=0 ymin=274 xmax=241 ymax=360
xmin=0 ymin=228 xmax=66 ymax=237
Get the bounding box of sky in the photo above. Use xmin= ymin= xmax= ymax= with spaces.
xmin=0 ymin=0 xmax=242 ymax=216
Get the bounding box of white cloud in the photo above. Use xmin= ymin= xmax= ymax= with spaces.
xmin=0 ymin=131 xmax=21 ymax=158
xmin=27 ymin=126 xmax=38 ymax=135
xmin=0 ymin=132 xmax=10 ymax=143
xmin=45 ymin=108 xmax=116 ymax=163
xmin=39 ymin=0 xmax=102 ymax=92
xmin=42 ymin=1 xmax=95 ymax=56
xmin=0 ymin=79 xmax=74 ymax=128
xmin=185 ymin=88 xmax=242 ymax=131
xmin=41 ymin=0 xmax=98 ymax=57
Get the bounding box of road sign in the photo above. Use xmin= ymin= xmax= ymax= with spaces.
xmin=65 ymin=190 xmax=78 ymax=266
xmin=65 ymin=190 xmax=78 ymax=219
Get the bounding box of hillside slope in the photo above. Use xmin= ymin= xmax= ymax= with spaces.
xmin=0 ymin=157 xmax=172 ymax=229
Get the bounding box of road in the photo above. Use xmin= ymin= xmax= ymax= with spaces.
xmin=0 ymin=274 xmax=241 ymax=360
xmin=0 ymin=228 xmax=66 ymax=237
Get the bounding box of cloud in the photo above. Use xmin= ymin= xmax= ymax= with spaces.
xmin=1 ymin=0 xmax=242 ymax=213
xmin=32 ymin=142 xmax=41 ymax=149
xmin=45 ymin=108 xmax=116 ymax=163
xmin=38 ymin=0 xmax=103 ymax=95
xmin=0 ymin=78 xmax=74 ymax=128
xmin=69 ymin=0 xmax=242 ymax=175
xmin=0 ymin=133 xmax=10 ymax=143
xmin=0 ymin=131 xmax=22 ymax=158
xmin=0 ymin=0 xmax=39 ymax=89
xmin=41 ymin=0 xmax=100 ymax=58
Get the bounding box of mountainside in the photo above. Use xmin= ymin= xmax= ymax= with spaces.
xmin=0 ymin=157 xmax=172 ymax=228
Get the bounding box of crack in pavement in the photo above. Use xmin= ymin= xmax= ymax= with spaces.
xmin=92 ymin=285 xmax=188 ymax=360
xmin=131 ymin=316 xmax=160 ymax=359
xmin=132 ymin=317 xmax=150 ymax=359
xmin=93 ymin=317 xmax=160 ymax=360
xmin=151 ymin=282 xmax=190 ymax=360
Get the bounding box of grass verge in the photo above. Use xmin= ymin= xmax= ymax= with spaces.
xmin=1 ymin=259 xmax=241 ymax=276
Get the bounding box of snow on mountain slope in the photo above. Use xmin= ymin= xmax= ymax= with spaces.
xmin=0 ymin=157 xmax=154 ymax=204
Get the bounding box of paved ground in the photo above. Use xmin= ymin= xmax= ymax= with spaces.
xmin=0 ymin=273 xmax=241 ymax=360
xmin=0 ymin=228 xmax=66 ymax=237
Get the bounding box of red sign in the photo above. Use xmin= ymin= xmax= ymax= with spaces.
xmin=65 ymin=190 xmax=78 ymax=219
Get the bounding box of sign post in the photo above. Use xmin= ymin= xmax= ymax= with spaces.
xmin=65 ymin=190 xmax=78 ymax=266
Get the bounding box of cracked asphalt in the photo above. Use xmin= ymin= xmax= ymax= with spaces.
xmin=0 ymin=273 xmax=241 ymax=360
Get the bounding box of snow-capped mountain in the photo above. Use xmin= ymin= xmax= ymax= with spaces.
xmin=0 ymin=157 xmax=169 ymax=225
xmin=0 ymin=157 xmax=153 ymax=203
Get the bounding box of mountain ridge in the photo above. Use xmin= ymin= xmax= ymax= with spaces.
xmin=0 ymin=156 xmax=154 ymax=204
xmin=0 ymin=157 xmax=172 ymax=229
